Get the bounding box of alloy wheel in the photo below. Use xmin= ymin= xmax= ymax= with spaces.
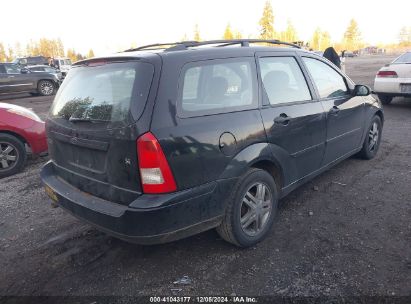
xmin=368 ymin=122 xmax=379 ymax=152
xmin=0 ymin=142 xmax=19 ymax=171
xmin=240 ymin=182 xmax=272 ymax=237
xmin=40 ymin=81 xmax=54 ymax=95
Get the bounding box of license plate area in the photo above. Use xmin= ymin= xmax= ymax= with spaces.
xmin=400 ymin=83 xmax=411 ymax=93
xmin=45 ymin=185 xmax=58 ymax=204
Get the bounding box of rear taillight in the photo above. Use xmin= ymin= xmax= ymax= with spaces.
xmin=137 ymin=132 xmax=177 ymax=194
xmin=376 ymin=70 xmax=398 ymax=78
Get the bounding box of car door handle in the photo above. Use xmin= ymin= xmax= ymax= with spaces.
xmin=274 ymin=114 xmax=291 ymax=125
xmin=7 ymin=76 xmax=15 ymax=78
xmin=329 ymin=106 xmax=340 ymax=115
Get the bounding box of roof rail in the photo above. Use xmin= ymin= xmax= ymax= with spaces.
xmin=123 ymin=39 xmax=301 ymax=52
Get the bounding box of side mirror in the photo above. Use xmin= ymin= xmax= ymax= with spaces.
xmin=20 ymin=68 xmax=29 ymax=74
xmin=353 ymin=84 xmax=371 ymax=96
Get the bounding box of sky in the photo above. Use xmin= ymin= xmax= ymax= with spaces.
xmin=1 ymin=0 xmax=410 ymax=56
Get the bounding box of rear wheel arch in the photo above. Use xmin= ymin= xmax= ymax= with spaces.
xmin=375 ymin=110 xmax=384 ymax=125
xmin=251 ymin=159 xmax=283 ymax=195
xmin=0 ymin=130 xmax=28 ymax=148
xmin=37 ymin=78 xmax=55 ymax=85
xmin=218 ymin=143 xmax=286 ymax=194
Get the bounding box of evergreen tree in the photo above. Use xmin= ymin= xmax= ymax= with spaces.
xmin=320 ymin=31 xmax=331 ymax=50
xmin=281 ymin=20 xmax=298 ymax=42
xmin=0 ymin=43 xmax=7 ymax=62
xmin=259 ymin=0 xmax=275 ymax=40
xmin=343 ymin=19 xmax=362 ymax=50
xmin=223 ymin=24 xmax=234 ymax=40
xmin=66 ymin=48 xmax=77 ymax=63
xmin=6 ymin=47 xmax=14 ymax=62
xmin=87 ymin=49 xmax=95 ymax=58
xmin=234 ymin=31 xmax=243 ymax=39
xmin=56 ymin=38 xmax=65 ymax=57
xmin=311 ymin=28 xmax=332 ymax=51
xmin=194 ymin=24 xmax=201 ymax=41
xmin=311 ymin=28 xmax=322 ymax=50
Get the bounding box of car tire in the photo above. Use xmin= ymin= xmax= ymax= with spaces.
xmin=37 ymin=80 xmax=55 ymax=96
xmin=378 ymin=94 xmax=393 ymax=105
xmin=359 ymin=115 xmax=382 ymax=160
xmin=0 ymin=134 xmax=27 ymax=178
xmin=216 ymin=168 xmax=278 ymax=247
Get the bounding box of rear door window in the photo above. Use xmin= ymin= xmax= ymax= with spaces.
xmin=30 ymin=67 xmax=42 ymax=71
xmin=50 ymin=61 xmax=154 ymax=128
xmin=5 ymin=64 xmax=20 ymax=74
xmin=179 ymin=58 xmax=257 ymax=116
xmin=259 ymin=57 xmax=312 ymax=105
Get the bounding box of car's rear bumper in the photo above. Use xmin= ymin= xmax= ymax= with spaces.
xmin=40 ymin=161 xmax=226 ymax=244
xmin=374 ymin=77 xmax=411 ymax=95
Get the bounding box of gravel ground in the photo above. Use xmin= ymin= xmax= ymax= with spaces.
xmin=0 ymin=55 xmax=410 ymax=299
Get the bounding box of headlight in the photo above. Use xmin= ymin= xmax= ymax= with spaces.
xmin=7 ymin=107 xmax=43 ymax=122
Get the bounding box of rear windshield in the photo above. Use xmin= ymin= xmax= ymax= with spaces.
xmin=393 ymin=52 xmax=411 ymax=64
xmin=50 ymin=61 xmax=154 ymax=128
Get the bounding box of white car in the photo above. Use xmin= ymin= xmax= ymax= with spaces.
xmin=374 ymin=52 xmax=411 ymax=104
xmin=51 ymin=58 xmax=72 ymax=77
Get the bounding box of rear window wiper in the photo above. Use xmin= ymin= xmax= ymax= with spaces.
xmin=68 ymin=117 xmax=108 ymax=123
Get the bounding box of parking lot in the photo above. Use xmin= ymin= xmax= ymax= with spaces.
xmin=0 ymin=55 xmax=410 ymax=297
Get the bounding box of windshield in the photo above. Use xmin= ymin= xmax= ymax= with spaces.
xmin=50 ymin=61 xmax=154 ymax=128
xmin=393 ymin=52 xmax=411 ymax=64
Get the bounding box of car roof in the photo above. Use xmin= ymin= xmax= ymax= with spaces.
xmin=74 ymin=40 xmax=315 ymax=65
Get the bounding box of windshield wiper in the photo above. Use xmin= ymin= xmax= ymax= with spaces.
xmin=68 ymin=117 xmax=108 ymax=123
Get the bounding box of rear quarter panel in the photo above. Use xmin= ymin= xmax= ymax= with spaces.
xmin=0 ymin=109 xmax=47 ymax=153
xmin=150 ymin=53 xmax=268 ymax=191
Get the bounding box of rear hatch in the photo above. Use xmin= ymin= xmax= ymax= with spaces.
xmin=46 ymin=59 xmax=155 ymax=205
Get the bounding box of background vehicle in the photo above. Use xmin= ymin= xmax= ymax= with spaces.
xmin=0 ymin=63 xmax=60 ymax=96
xmin=0 ymin=103 xmax=47 ymax=178
xmin=13 ymin=56 xmax=49 ymax=66
xmin=374 ymin=51 xmax=411 ymax=104
xmin=27 ymin=65 xmax=63 ymax=81
xmin=41 ymin=39 xmax=383 ymax=247
xmin=343 ymin=51 xmax=355 ymax=57
xmin=51 ymin=58 xmax=72 ymax=76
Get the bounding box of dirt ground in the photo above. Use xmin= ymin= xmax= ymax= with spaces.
xmin=0 ymin=55 xmax=410 ymax=299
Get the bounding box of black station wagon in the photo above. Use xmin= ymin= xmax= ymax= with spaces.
xmin=41 ymin=40 xmax=383 ymax=247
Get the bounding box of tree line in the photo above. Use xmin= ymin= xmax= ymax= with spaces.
xmin=0 ymin=38 xmax=95 ymax=63
xmin=189 ymin=1 xmax=410 ymax=52
xmin=1 ymin=0 xmax=410 ymax=63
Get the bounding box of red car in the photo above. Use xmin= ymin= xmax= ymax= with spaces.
xmin=0 ymin=103 xmax=47 ymax=178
